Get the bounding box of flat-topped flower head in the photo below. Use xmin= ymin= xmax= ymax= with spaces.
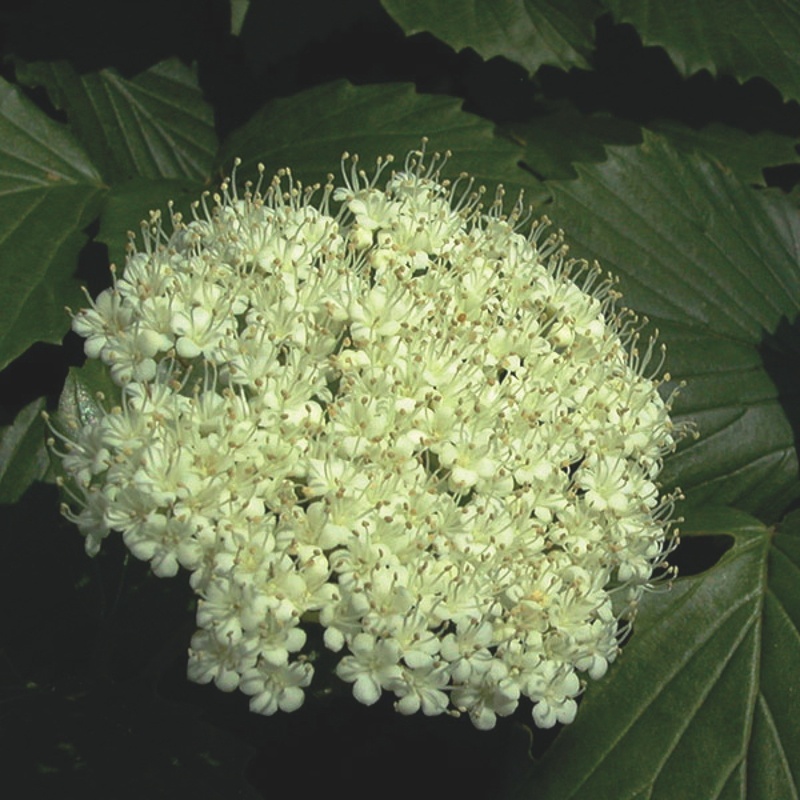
xmin=52 ymin=143 xmax=688 ymax=730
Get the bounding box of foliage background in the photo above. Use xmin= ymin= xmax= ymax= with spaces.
xmin=1 ymin=0 xmax=799 ymax=797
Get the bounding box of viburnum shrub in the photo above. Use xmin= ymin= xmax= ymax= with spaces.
xmin=49 ymin=144 xmax=686 ymax=730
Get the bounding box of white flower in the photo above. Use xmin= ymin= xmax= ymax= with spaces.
xmin=525 ymin=661 xmax=583 ymax=729
xmin=240 ymin=658 xmax=314 ymax=715
xmin=392 ymin=661 xmax=450 ymax=716
xmin=187 ymin=629 xmax=259 ymax=691
xmin=451 ymin=658 xmax=521 ymax=730
xmin=54 ymin=143 xmax=689 ymax=730
xmin=335 ymin=633 xmax=404 ymax=705
xmin=70 ymin=288 xmax=133 ymax=360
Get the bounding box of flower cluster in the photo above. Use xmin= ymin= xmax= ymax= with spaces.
xmin=51 ymin=145 xmax=684 ymax=729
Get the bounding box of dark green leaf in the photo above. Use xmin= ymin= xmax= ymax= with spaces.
xmin=0 ymin=77 xmax=105 ymax=372
xmin=512 ymin=105 xmax=799 ymax=186
xmin=0 ymin=397 xmax=49 ymax=504
xmin=509 ymin=105 xmax=641 ymax=180
xmin=547 ymin=133 xmax=800 ymax=520
xmin=508 ymin=506 xmax=800 ymax=799
xmin=17 ymin=59 xmax=217 ymax=184
xmin=655 ymin=320 xmax=800 ymax=520
xmin=647 ymin=119 xmax=800 ymax=187
xmin=381 ymin=0 xmax=604 ymax=73
xmin=604 ymin=0 xmax=800 ymax=104
xmin=219 ymin=80 xmax=535 ymax=205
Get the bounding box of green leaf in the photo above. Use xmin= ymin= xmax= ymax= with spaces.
xmin=508 ymin=506 xmax=800 ymax=799
xmin=17 ymin=59 xmax=217 ymax=184
xmin=218 ymin=80 xmax=535 ymax=204
xmin=381 ymin=0 xmax=604 ymax=73
xmin=604 ymin=0 xmax=800 ymax=104
xmin=511 ymin=106 xmax=799 ymax=186
xmin=656 ymin=321 xmax=800 ymax=521
xmin=0 ymin=398 xmax=49 ymax=504
xmin=509 ymin=105 xmax=641 ymax=180
xmin=0 ymin=77 xmax=105 ymax=372
xmin=547 ymin=133 xmax=800 ymax=520
xmin=646 ymin=119 xmax=800 ymax=187
xmin=230 ymin=0 xmax=250 ymax=35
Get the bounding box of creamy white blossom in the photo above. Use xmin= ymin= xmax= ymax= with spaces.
xmin=51 ymin=144 xmax=687 ymax=729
